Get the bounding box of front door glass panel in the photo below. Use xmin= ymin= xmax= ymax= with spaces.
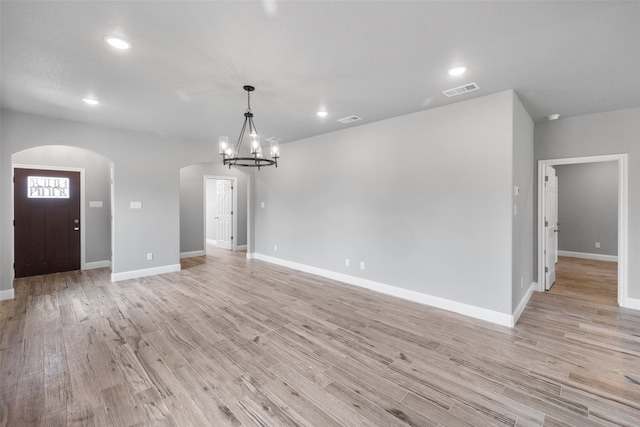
xmin=27 ymin=176 xmax=70 ymax=199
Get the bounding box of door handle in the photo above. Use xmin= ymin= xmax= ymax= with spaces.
xmin=554 ymin=229 xmax=560 ymax=233
xmin=74 ymin=227 xmax=80 ymax=231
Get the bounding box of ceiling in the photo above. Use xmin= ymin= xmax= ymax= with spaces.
xmin=2 ymin=1 xmax=639 ymax=145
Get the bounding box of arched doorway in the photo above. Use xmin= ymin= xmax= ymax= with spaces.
xmin=179 ymin=163 xmax=250 ymax=258
xmin=12 ymin=145 xmax=113 ymax=276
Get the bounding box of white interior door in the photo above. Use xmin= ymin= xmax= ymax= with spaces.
xmin=216 ymin=180 xmax=233 ymax=250
xmin=544 ymin=165 xmax=558 ymax=290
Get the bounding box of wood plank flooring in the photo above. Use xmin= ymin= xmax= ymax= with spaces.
xmin=550 ymin=257 xmax=618 ymax=305
xmin=1 ymin=250 xmax=639 ymax=426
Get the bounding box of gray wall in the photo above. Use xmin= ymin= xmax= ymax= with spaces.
xmin=512 ymin=95 xmax=535 ymax=309
xmin=1 ymin=109 xmax=213 ymax=290
xmin=535 ymin=106 xmax=640 ymax=299
xmin=556 ymin=162 xmax=618 ymax=256
xmin=12 ymin=145 xmax=112 ymax=264
xmin=253 ymin=91 xmax=527 ymax=315
xmin=1 ymin=92 xmax=539 ymax=318
xmin=179 ymin=163 xmax=248 ymax=253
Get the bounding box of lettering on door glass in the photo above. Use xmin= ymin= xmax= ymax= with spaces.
xmin=27 ymin=176 xmax=70 ymax=199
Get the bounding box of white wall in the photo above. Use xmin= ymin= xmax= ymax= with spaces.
xmin=253 ymin=91 xmax=527 ymax=318
xmin=535 ymin=107 xmax=640 ymax=300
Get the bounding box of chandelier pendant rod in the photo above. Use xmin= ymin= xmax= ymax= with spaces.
xmin=234 ymin=115 xmax=249 ymax=158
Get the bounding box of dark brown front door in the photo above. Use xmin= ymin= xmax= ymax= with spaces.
xmin=14 ymin=168 xmax=81 ymax=278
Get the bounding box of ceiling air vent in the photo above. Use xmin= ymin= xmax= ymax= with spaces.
xmin=442 ymin=82 xmax=480 ymax=97
xmin=337 ymin=115 xmax=362 ymax=124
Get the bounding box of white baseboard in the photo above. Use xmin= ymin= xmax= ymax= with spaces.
xmin=235 ymin=245 xmax=247 ymax=251
xmin=84 ymin=260 xmax=111 ymax=270
xmin=246 ymin=252 xmax=255 ymax=260
xmin=180 ymin=250 xmax=205 ymax=259
xmin=0 ymin=288 xmax=15 ymax=301
xmin=252 ymin=253 xmax=515 ymax=327
xmin=512 ymin=282 xmax=536 ymax=325
xmin=621 ymin=296 xmax=640 ymax=311
xmin=111 ymin=264 xmax=181 ymax=282
xmin=558 ymin=250 xmax=618 ymax=262
xmin=206 ymin=239 xmax=217 ymax=245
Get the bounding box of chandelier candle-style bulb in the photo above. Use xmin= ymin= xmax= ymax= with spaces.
xmin=218 ymin=136 xmax=229 ymax=155
xmin=270 ymin=138 xmax=280 ymax=159
xmin=251 ymin=136 xmax=260 ymax=155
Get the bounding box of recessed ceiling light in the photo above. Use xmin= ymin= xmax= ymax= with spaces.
xmin=547 ymin=114 xmax=560 ymax=121
xmin=317 ymin=111 xmax=328 ymax=117
xmin=104 ymin=36 xmax=132 ymax=50
xmin=82 ymin=98 xmax=99 ymax=105
xmin=447 ymin=66 xmax=467 ymax=76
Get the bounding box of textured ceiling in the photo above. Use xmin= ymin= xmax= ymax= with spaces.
xmin=1 ymin=1 xmax=639 ymax=144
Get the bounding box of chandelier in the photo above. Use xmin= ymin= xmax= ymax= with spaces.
xmin=218 ymin=85 xmax=279 ymax=169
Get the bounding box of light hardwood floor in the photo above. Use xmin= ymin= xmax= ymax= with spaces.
xmin=550 ymin=256 xmax=618 ymax=305
xmin=1 ymin=250 xmax=639 ymax=426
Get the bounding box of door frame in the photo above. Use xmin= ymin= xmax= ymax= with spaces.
xmin=12 ymin=164 xmax=87 ymax=271
xmin=203 ymin=175 xmax=238 ymax=251
xmin=537 ymin=154 xmax=628 ymax=307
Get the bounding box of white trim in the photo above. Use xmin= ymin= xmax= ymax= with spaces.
xmin=247 ymin=176 xmax=253 ymax=255
xmin=537 ymin=154 xmax=630 ymax=310
xmin=624 ymin=297 xmax=640 ymax=311
xmin=111 ymin=264 xmax=181 ymax=282
xmin=12 ymin=164 xmax=87 ymax=269
xmin=557 ymin=250 xmax=618 ymax=262
xmin=235 ymin=245 xmax=247 ymax=251
xmin=513 ymin=282 xmax=536 ymax=325
xmin=618 ymin=154 xmax=630 ymax=309
xmin=180 ymin=250 xmax=205 ymax=258
xmin=246 ymin=252 xmax=255 ymax=260
xmin=253 ymin=253 xmax=515 ymax=327
xmin=84 ymin=260 xmax=111 ymax=270
xmin=206 ymin=238 xmax=217 ymax=246
xmin=110 ymin=164 xmax=116 ymax=278
xmin=0 ymin=288 xmax=15 ymax=301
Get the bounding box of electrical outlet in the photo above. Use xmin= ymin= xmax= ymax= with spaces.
xmin=146 ymin=252 xmax=153 ymax=261
xmin=360 ymin=261 xmax=365 ymax=270
xmin=595 ymin=242 xmax=601 ymax=248
xmin=274 ymin=244 xmax=278 ymax=252
xmin=345 ymin=258 xmax=350 ymax=267
xmin=520 ymin=277 xmax=524 ymax=289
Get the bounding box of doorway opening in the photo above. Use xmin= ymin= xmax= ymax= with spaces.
xmin=537 ymin=154 xmax=628 ymax=307
xmin=205 ymin=176 xmax=238 ymax=252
